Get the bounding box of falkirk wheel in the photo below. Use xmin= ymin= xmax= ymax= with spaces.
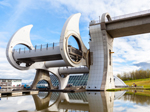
xmin=6 ymin=13 xmax=115 ymax=90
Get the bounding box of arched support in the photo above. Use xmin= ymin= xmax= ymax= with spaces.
xmin=30 ymin=69 xmax=54 ymax=89
xmin=101 ymin=13 xmax=112 ymax=30
xmin=48 ymin=68 xmax=69 ymax=89
xmin=58 ymin=75 xmax=70 ymax=89
xmin=101 ymin=13 xmax=112 ymax=22
xmin=86 ymin=13 xmax=115 ymax=90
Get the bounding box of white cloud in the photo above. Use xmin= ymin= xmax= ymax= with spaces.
xmin=44 ymin=0 xmax=150 ymax=73
xmin=113 ymin=65 xmax=140 ymax=76
xmin=113 ymin=34 xmax=150 ymax=63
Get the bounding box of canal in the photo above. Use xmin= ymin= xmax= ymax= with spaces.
xmin=0 ymin=91 xmax=150 ymax=112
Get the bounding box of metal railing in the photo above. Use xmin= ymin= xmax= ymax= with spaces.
xmin=13 ymin=42 xmax=59 ymax=53
xmin=90 ymin=9 xmax=150 ymax=25
xmin=112 ymin=9 xmax=150 ymax=20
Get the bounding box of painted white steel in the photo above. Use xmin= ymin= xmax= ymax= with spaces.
xmin=45 ymin=60 xmax=67 ymax=68
xmin=59 ymin=66 xmax=89 ymax=74
xmin=59 ymin=13 xmax=87 ymax=67
xmin=6 ymin=25 xmax=34 ymax=70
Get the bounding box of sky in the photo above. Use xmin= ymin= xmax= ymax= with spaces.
xmin=1 ymin=0 xmax=150 ymax=83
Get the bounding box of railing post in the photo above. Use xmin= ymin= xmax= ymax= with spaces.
xmin=24 ymin=47 xmax=25 ymax=53
xmin=35 ymin=45 xmax=37 ymax=51
xmin=19 ymin=48 xmax=21 ymax=54
xmin=29 ymin=46 xmax=30 ymax=53
xmin=40 ymin=44 xmax=42 ymax=51
xmin=53 ymin=42 xmax=54 ymax=49
xmin=46 ymin=43 xmax=48 ymax=50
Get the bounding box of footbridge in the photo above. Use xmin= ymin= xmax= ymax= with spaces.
xmin=6 ymin=9 xmax=150 ymax=90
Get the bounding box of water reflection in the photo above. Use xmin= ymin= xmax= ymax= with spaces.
xmin=114 ymin=91 xmax=150 ymax=112
xmin=123 ymin=93 xmax=150 ymax=105
xmin=1 ymin=91 xmax=150 ymax=112
xmin=0 ymin=91 xmax=150 ymax=112
xmin=18 ymin=91 xmax=125 ymax=112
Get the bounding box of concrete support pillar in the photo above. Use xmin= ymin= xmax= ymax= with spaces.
xmin=100 ymin=13 xmax=115 ymax=90
xmin=100 ymin=29 xmax=115 ymax=90
xmin=30 ymin=69 xmax=54 ymax=89
xmin=86 ymin=13 xmax=115 ymax=90
xmin=48 ymin=68 xmax=70 ymax=90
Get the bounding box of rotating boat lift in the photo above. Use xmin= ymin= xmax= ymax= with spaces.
xmin=6 ymin=13 xmax=116 ymax=90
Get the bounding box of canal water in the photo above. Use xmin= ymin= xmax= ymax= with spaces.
xmin=0 ymin=91 xmax=150 ymax=112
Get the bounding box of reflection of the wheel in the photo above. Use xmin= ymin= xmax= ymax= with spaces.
xmin=33 ymin=92 xmax=69 ymax=112
xmin=32 ymin=92 xmax=52 ymax=111
xmin=18 ymin=91 xmax=126 ymax=112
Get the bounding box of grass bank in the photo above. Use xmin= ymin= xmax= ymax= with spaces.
xmin=107 ymin=88 xmax=128 ymax=91
xmin=107 ymin=78 xmax=150 ymax=91
xmin=124 ymin=78 xmax=150 ymax=88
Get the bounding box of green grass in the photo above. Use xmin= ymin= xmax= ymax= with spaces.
xmin=124 ymin=78 xmax=150 ymax=88
xmin=106 ymin=88 xmax=128 ymax=91
xmin=107 ymin=78 xmax=150 ymax=91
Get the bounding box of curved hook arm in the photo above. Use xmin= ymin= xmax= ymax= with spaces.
xmin=59 ymin=13 xmax=87 ymax=67
xmin=6 ymin=25 xmax=34 ymax=70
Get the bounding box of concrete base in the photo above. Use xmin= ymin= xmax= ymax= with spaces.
xmin=12 ymin=92 xmax=22 ymax=96
xmin=0 ymin=90 xmax=39 ymax=98
xmin=30 ymin=91 xmax=39 ymax=95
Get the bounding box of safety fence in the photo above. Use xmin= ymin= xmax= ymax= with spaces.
xmin=13 ymin=42 xmax=59 ymax=53
xmin=90 ymin=9 xmax=150 ymax=25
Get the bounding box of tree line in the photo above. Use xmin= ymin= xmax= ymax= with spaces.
xmin=117 ymin=69 xmax=150 ymax=81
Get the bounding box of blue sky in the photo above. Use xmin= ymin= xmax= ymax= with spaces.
xmin=1 ymin=0 xmax=150 ymax=83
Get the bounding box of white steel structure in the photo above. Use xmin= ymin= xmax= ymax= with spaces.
xmin=6 ymin=13 xmax=89 ymax=90
xmin=6 ymin=10 xmax=150 ymax=90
